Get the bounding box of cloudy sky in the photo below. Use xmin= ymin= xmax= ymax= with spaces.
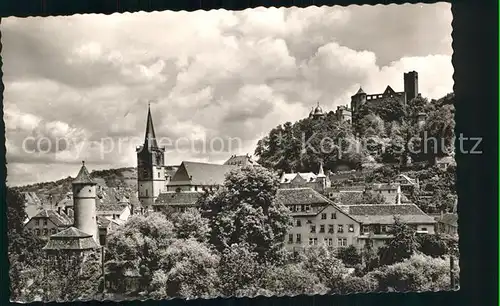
xmin=2 ymin=3 xmax=453 ymax=186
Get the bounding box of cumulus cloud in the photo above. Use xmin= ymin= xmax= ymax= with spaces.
xmin=1 ymin=3 xmax=453 ymax=186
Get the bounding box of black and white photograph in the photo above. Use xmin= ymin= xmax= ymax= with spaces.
xmin=3 ymin=2 xmax=459 ymax=302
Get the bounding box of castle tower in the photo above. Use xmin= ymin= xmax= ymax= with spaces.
xmin=72 ymin=161 xmax=99 ymax=244
xmin=404 ymin=71 xmax=419 ymax=104
xmin=136 ymin=103 xmax=166 ymax=211
xmin=310 ymin=102 xmax=326 ymax=119
xmin=350 ymin=87 xmax=366 ymax=114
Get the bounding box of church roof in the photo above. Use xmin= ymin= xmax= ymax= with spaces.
xmin=73 ymin=161 xmax=96 ymax=185
xmin=169 ymin=161 xmax=239 ymax=186
xmin=143 ymin=103 xmax=159 ymax=149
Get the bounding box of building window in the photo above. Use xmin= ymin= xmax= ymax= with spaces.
xmin=321 ymin=213 xmax=327 ymax=220
xmin=310 ymin=225 xmax=316 ymax=233
xmin=296 ymin=234 xmax=301 ymax=244
xmin=43 ymin=229 xmax=48 ymax=236
xmin=328 ymin=224 xmax=334 ymax=233
xmin=194 ymin=186 xmax=198 ymax=191
xmin=158 ymin=172 xmax=160 ymax=178
xmin=43 ymin=219 xmax=48 ymax=226
xmin=309 ymin=237 xmax=318 ymax=246
xmin=362 ymin=225 xmax=370 ymax=234
xmin=35 ymin=229 xmax=40 ymax=236
xmin=305 ymin=205 xmax=311 ymax=212
xmin=331 ymin=213 xmax=337 ymax=219
xmin=51 ymin=228 xmax=57 ymax=234
xmin=319 ymin=225 xmax=325 ymax=233
xmin=421 ymin=227 xmax=428 ymax=232
xmin=288 ymin=234 xmax=293 ymax=244
xmin=381 ymin=225 xmax=388 ymax=233
xmin=35 ymin=219 xmax=39 ymax=226
xmin=337 ymin=225 xmax=344 ymax=233
xmin=296 ymin=219 xmax=302 ymax=227
xmin=325 ymin=237 xmax=334 ymax=246
xmin=146 ymin=190 xmax=148 ymax=196
xmin=338 ymin=238 xmax=347 ymax=247
xmin=348 ymin=224 xmax=354 ymax=233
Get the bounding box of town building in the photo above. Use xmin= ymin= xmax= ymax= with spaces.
xmin=97 ymin=216 xmax=122 ymax=246
xmin=24 ymin=209 xmax=73 ymax=239
xmin=280 ymin=162 xmax=331 ymax=193
xmin=436 ymin=212 xmax=458 ymax=237
xmin=153 ymin=191 xmax=202 ymax=213
xmin=339 ymin=204 xmax=436 ymax=249
xmin=167 ymin=161 xmax=239 ymax=192
xmin=435 ymin=155 xmax=456 ymax=171
xmin=394 ymin=174 xmax=420 ymax=193
xmin=275 ymin=188 xmax=360 ymax=253
xmin=275 ymin=187 xmax=436 ymax=252
xmin=369 ymin=183 xmax=402 ymax=204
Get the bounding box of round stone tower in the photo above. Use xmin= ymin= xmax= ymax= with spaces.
xmin=72 ymin=161 xmax=99 ymax=244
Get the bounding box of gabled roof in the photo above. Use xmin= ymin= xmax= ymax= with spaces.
xmin=30 ymin=209 xmax=73 ymax=227
xmin=438 ymin=213 xmax=458 ymax=227
xmin=340 ymin=204 xmax=435 ymax=225
xmin=224 ymin=155 xmax=259 ymax=167
xmin=384 ymin=85 xmax=396 ymax=95
xmin=43 ymin=227 xmax=99 ymax=251
xmin=395 ymin=174 xmax=417 ymax=185
xmin=275 ymin=188 xmax=330 ymax=206
xmin=73 ymin=161 xmax=96 ymax=185
xmin=169 ymin=161 xmax=238 ymax=186
xmin=280 ymin=172 xmax=318 ymax=183
xmin=155 ymin=191 xmax=202 ymax=206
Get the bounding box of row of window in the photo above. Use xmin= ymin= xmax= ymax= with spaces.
xmin=309 ymin=224 xmax=355 ymax=234
xmin=33 ymin=228 xmax=57 ymax=236
xmin=287 ymin=234 xmax=349 ymax=247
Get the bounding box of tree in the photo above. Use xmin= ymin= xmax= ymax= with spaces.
xmin=417 ymin=234 xmax=449 ymax=258
xmin=369 ymin=254 xmax=453 ymax=292
xmin=7 ymin=187 xmax=27 ymax=237
xmin=151 ymin=239 xmax=219 ymax=299
xmin=27 ymin=250 xmax=101 ymax=302
xmin=337 ymin=245 xmax=362 ymax=267
xmin=200 ymin=166 xmax=292 ymax=263
xmin=378 ymin=217 xmax=420 ymax=266
xmin=170 ymin=208 xmax=210 ymax=242
xmin=216 ymin=243 xmax=265 ymax=296
xmin=302 ymin=245 xmax=349 ymax=293
xmin=339 ymin=275 xmax=377 ymax=294
xmin=105 ymin=213 xmax=175 ymax=293
xmin=261 ymin=263 xmax=327 ymax=296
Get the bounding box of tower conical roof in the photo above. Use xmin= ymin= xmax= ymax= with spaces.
xmin=73 ymin=161 xmax=96 ymax=185
xmin=356 ymin=87 xmax=365 ymax=95
xmin=144 ymin=103 xmax=159 ymax=149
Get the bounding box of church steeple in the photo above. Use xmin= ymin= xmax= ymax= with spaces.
xmin=144 ymin=102 xmax=159 ymax=149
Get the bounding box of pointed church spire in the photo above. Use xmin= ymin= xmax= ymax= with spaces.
xmin=144 ymin=102 xmax=159 ymax=149
xmin=317 ymin=160 xmax=326 ymax=178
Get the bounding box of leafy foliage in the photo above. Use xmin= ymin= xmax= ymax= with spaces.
xmin=337 ymin=245 xmax=362 ymax=267
xmin=200 ymin=165 xmax=292 ymax=263
xmin=378 ymin=217 xmax=420 ymax=266
xmin=369 ymin=254 xmax=454 ymax=292
xmin=170 ymin=208 xmax=210 ymax=242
